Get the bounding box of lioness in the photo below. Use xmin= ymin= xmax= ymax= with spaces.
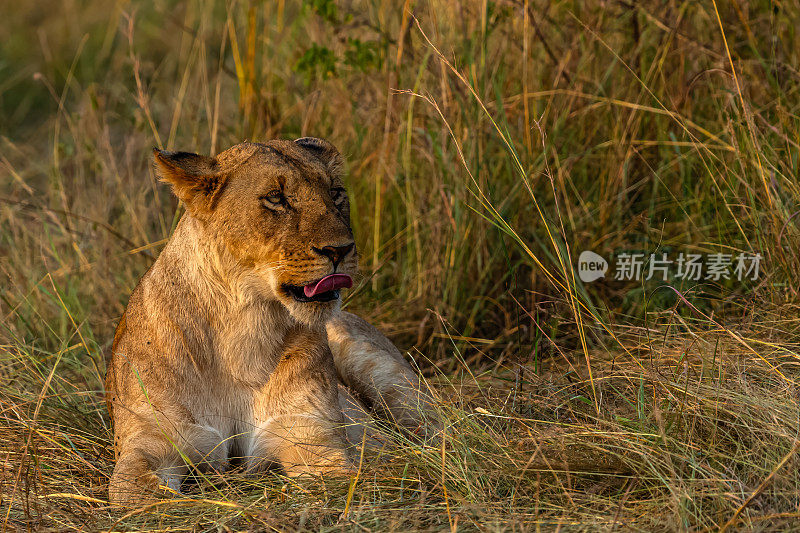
xmin=105 ymin=138 xmax=431 ymax=504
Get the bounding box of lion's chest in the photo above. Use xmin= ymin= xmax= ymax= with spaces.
xmin=185 ymin=306 xmax=299 ymax=465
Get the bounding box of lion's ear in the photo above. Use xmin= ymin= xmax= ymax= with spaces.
xmin=294 ymin=137 xmax=344 ymax=176
xmin=153 ymin=149 xmax=226 ymax=215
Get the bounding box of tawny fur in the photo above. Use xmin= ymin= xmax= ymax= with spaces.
xmin=105 ymin=138 xmax=432 ymax=505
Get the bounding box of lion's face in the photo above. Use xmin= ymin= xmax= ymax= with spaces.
xmin=153 ymin=138 xmax=357 ymax=326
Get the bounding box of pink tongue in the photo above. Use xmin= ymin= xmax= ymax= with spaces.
xmin=303 ymin=274 xmax=353 ymax=297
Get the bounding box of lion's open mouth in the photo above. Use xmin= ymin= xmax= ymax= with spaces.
xmin=283 ymin=274 xmax=353 ymax=303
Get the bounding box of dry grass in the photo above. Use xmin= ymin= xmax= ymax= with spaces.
xmin=2 ymin=0 xmax=800 ymax=530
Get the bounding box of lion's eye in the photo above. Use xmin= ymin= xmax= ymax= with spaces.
xmin=330 ymin=187 xmax=346 ymax=204
xmin=261 ymin=190 xmax=285 ymax=209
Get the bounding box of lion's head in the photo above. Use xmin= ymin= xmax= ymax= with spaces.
xmin=153 ymin=138 xmax=357 ymax=326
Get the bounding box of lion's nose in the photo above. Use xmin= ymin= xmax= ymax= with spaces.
xmin=312 ymin=242 xmax=355 ymax=268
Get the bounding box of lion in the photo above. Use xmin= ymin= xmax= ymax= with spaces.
xmin=105 ymin=138 xmax=434 ymax=505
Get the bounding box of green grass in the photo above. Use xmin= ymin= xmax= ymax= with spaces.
xmin=3 ymin=0 xmax=800 ymax=530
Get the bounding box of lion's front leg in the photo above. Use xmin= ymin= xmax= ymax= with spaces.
xmin=108 ymin=395 xmax=230 ymax=505
xmin=109 ymin=436 xmax=187 ymax=505
xmin=247 ymin=329 xmax=352 ymax=476
xmin=326 ymin=311 xmax=436 ymax=435
xmin=249 ymin=412 xmax=351 ymax=476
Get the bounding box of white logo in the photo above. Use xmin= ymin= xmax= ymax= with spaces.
xmin=578 ymin=250 xmax=608 ymax=282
